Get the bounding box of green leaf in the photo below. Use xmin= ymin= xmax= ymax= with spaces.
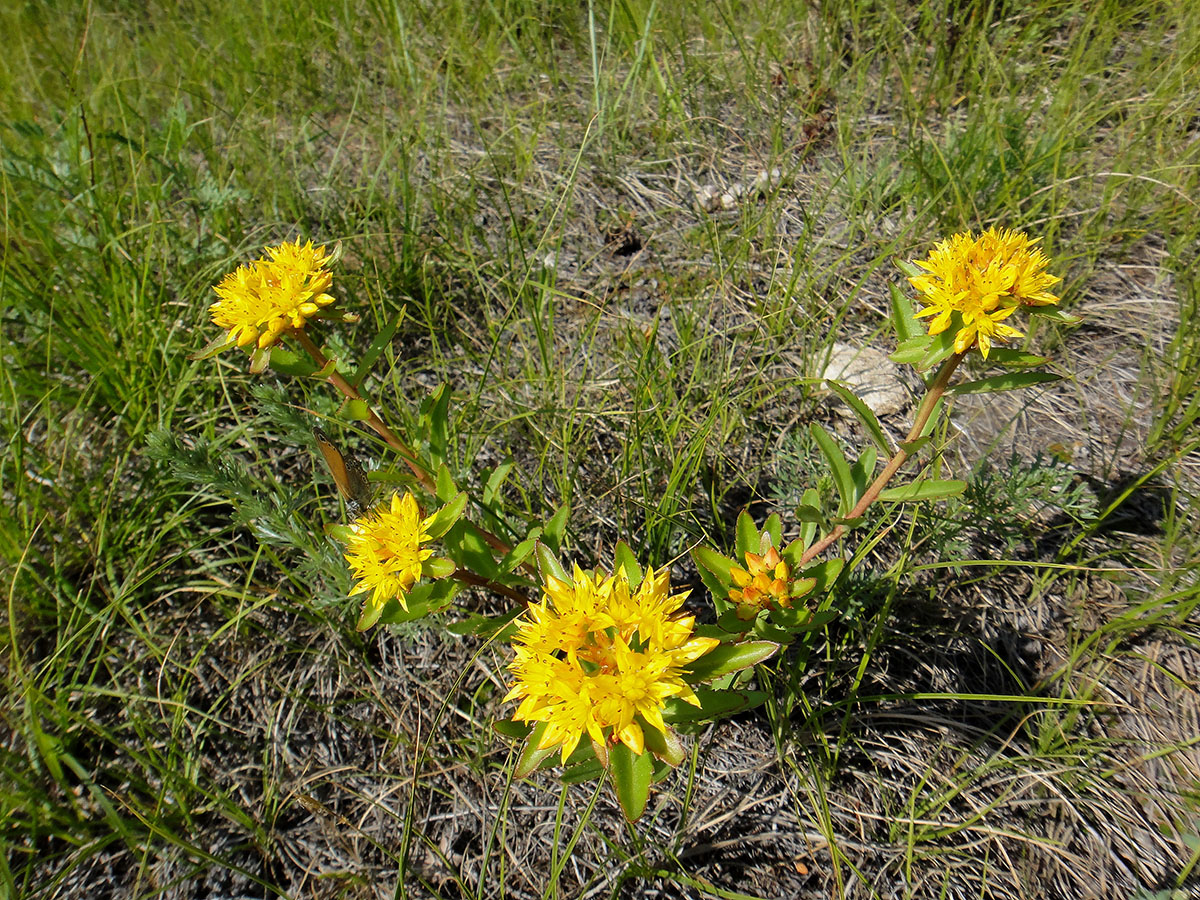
xmin=356 ymin=599 xmax=384 ymax=631
xmin=798 ymin=488 xmax=822 ymax=550
xmin=424 ymin=491 xmax=467 ymax=539
xmin=770 ymin=607 xmax=839 ymax=632
xmin=421 ymin=556 xmax=456 ymax=579
xmin=917 ymin=397 xmax=945 ymax=439
xmin=535 ymin=542 xmax=569 ymax=584
xmin=810 ymin=423 xmax=854 ymax=516
xmin=542 ymin=501 xmax=570 ymax=554
xmin=641 ymin=722 xmax=685 ymax=766
xmin=651 ymin=758 xmax=674 ymax=784
xmin=266 ymin=346 xmax=319 ymax=376
xmin=888 ymin=280 xmax=922 ymax=342
xmin=894 ymin=257 xmax=924 ymax=279
xmin=692 ymin=545 xmax=736 ymax=597
xmin=190 ymin=331 xmax=235 ymax=361
xmin=313 ymin=358 xmax=338 ymax=379
xmin=780 ymin=539 xmax=806 ymax=569
xmin=917 ymin=328 xmax=958 ymax=372
xmin=1029 ymin=307 xmax=1082 ymax=325
xmin=794 ymin=504 xmax=826 ymax=526
xmin=797 ymin=558 xmax=844 ymax=594
xmin=984 ymin=347 xmax=1051 ymax=368
xmin=762 ymin=513 xmax=782 ymax=551
xmin=560 ymin=759 xmax=605 ymax=785
xmin=613 ymin=541 xmax=643 ymax=586
xmin=850 ymin=446 xmax=877 ymax=500
xmin=352 ymin=308 xmax=405 ymax=389
xmin=435 ymin=464 xmax=458 ymax=503
xmin=717 ymin=608 xmax=757 ymax=632
xmin=443 ymin=522 xmax=499 ymax=579
xmin=482 ymin=460 xmax=515 ymax=507
xmin=751 ymin=620 xmax=796 ymax=644
xmin=344 ymin=398 xmax=372 ymax=421
xmin=500 ymin=534 xmax=538 ymax=573
xmin=898 ymin=436 xmax=931 ymax=455
xmin=493 ymin=719 xmax=531 ymax=740
xmin=950 ymin=372 xmax=1061 ymax=395
xmin=692 ymin=624 xmax=731 ymax=641
xmin=788 ymin=576 xmax=817 ymax=600
xmin=249 ymin=345 xmax=271 ymax=374
xmin=327 ymin=523 xmax=354 ymax=543
xmin=890 ymin=334 xmax=934 ymax=365
xmin=735 ymin=510 xmax=759 ymax=560
xmin=515 ymin=723 xmax=556 ymax=778
xmin=662 ymin=687 xmax=770 ymax=725
xmin=360 ymin=580 xmax=459 ymax=630
xmin=610 ymin=743 xmax=653 ymax=822
xmin=684 ymin=641 xmax=780 ymax=681
xmin=826 ymin=380 xmax=893 ymax=454
xmin=376 ymin=579 xmax=460 ymax=625
xmin=878 ymin=479 xmax=968 ymax=502
xmin=416 ymin=383 xmax=452 ymax=467
xmin=447 ymin=608 xmax=522 ymax=638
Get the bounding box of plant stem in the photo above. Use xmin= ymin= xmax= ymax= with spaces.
xmin=452 ymin=569 xmax=529 ymax=605
xmin=292 ymin=328 xmax=436 ymax=493
xmin=798 ymin=350 xmax=966 ymax=566
xmin=290 ymin=329 xmax=523 ymax=562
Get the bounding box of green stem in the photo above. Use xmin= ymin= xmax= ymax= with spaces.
xmin=798 ymin=350 xmax=966 ymax=566
xmin=292 ymin=329 xmax=436 ymax=493
xmin=290 ymin=329 xmax=523 ymax=563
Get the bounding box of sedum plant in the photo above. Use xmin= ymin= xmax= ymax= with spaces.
xmin=178 ymin=226 xmax=1074 ymax=820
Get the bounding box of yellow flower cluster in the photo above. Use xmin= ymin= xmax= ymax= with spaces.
xmin=729 ymin=546 xmax=792 ymax=612
xmin=505 ymin=564 xmax=720 ymax=762
xmin=908 ymin=227 xmax=1060 ymax=358
xmin=343 ymin=492 xmax=434 ymax=620
xmin=210 ymin=240 xmax=336 ymax=350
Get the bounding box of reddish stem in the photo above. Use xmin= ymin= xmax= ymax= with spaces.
xmin=798 ymin=350 xmax=966 ymax=566
xmin=289 ymin=329 xmax=523 ymax=563
xmin=292 ymin=329 xmax=436 ymax=494
xmin=452 ymin=569 xmax=530 ymax=605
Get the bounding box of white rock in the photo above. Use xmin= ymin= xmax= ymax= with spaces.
xmin=695 ymin=185 xmax=720 ymax=212
xmin=753 ymin=168 xmax=782 ymax=193
xmin=821 ymin=343 xmax=910 ymax=417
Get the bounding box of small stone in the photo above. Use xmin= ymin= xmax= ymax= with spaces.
xmin=695 ymin=185 xmax=720 ymax=212
xmin=821 ymin=343 xmax=909 ymax=418
xmin=753 ymin=168 xmax=782 ymax=193
xmin=718 ymin=192 xmax=737 ymax=210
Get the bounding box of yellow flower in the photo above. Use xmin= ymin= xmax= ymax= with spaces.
xmin=524 ymin=566 xmax=617 ymax=664
xmin=343 ymin=492 xmax=434 ymax=620
xmin=728 ymin=545 xmax=792 ymax=612
xmin=210 ymin=240 xmax=336 ymax=351
xmin=606 ymin=565 xmax=695 ymax=650
xmin=266 ymin=239 xmax=334 ymax=279
xmin=505 ymin=562 xmax=719 ymax=763
xmin=907 ymin=227 xmax=1061 ymax=358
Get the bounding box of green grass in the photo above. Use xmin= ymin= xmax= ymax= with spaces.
xmin=2 ymin=0 xmax=1199 ymax=897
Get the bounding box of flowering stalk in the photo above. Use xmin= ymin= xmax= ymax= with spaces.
xmin=290 ymin=329 xmax=436 ymax=494
xmin=290 ymin=328 xmax=523 ymax=563
xmin=799 ymin=349 xmax=965 ymax=566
